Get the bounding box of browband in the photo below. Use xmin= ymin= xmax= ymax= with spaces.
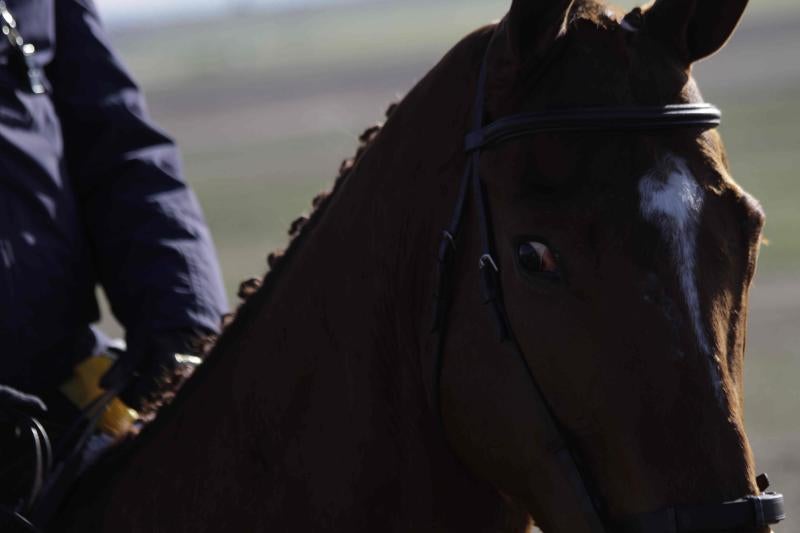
xmin=465 ymin=103 xmax=722 ymax=152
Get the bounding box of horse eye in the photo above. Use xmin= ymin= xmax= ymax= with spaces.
xmin=518 ymin=242 xmax=559 ymax=274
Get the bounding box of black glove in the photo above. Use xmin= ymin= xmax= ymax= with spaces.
xmin=0 ymin=385 xmax=47 ymax=419
xmin=100 ymin=330 xmax=201 ymax=411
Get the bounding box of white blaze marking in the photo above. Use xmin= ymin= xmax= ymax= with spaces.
xmin=639 ymin=154 xmax=723 ymax=400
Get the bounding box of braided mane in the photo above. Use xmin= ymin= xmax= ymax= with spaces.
xmin=202 ymin=101 xmax=399 ymax=354
xmin=118 ymin=101 xmax=399 ymax=420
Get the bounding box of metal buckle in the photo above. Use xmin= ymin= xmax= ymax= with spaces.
xmin=437 ymin=230 xmax=457 ymax=264
xmin=479 ymin=253 xmax=499 ymax=272
xmin=442 ymin=230 xmax=456 ymax=250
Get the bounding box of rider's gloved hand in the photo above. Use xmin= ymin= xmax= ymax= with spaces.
xmin=100 ymin=330 xmax=202 ymax=411
xmin=0 ymin=385 xmax=47 ymax=418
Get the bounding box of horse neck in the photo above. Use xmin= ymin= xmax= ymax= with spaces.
xmin=69 ymin=29 xmax=528 ymax=532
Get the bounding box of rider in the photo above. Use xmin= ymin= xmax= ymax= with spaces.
xmin=0 ymin=0 xmax=228 ymax=520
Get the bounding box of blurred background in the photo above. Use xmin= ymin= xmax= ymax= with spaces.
xmin=95 ymin=0 xmax=799 ymax=526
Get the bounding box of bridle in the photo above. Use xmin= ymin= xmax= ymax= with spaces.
xmin=430 ymin=36 xmax=786 ymax=533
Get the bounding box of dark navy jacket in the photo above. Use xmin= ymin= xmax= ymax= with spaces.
xmin=0 ymin=0 xmax=228 ymax=391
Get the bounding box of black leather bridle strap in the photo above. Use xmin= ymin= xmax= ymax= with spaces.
xmin=503 ymin=338 xmax=608 ymax=531
xmin=616 ymin=492 xmax=786 ymax=532
xmin=465 ymin=104 xmax=722 ymax=152
xmin=467 ymin=49 xmax=607 ymax=533
xmin=430 ymin=44 xmax=608 ymax=533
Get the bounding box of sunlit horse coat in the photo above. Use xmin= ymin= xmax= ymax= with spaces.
xmin=0 ymin=0 xmax=227 ymax=392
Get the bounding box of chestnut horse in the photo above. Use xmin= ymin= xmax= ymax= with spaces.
xmin=54 ymin=0 xmax=773 ymax=531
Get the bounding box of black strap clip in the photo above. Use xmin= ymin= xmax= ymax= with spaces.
xmin=431 ymin=230 xmax=457 ymax=332
xmin=478 ymin=253 xmax=509 ymax=341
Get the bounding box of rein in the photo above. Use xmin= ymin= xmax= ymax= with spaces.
xmin=430 ymin=37 xmax=785 ymax=533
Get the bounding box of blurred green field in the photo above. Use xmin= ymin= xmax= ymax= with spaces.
xmin=111 ymin=0 xmax=800 ymax=283
xmin=106 ymin=0 xmax=799 ymax=527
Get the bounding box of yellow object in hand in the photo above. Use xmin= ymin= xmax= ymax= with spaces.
xmin=59 ymin=353 xmax=139 ymax=438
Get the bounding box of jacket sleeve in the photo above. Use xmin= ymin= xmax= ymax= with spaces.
xmin=44 ymin=0 xmax=228 ymax=339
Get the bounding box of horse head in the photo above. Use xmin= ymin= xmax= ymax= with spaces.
xmin=436 ymin=0 xmax=774 ymax=531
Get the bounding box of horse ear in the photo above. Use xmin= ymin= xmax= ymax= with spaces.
xmin=504 ymin=0 xmax=575 ymax=64
xmin=643 ymin=0 xmax=749 ymax=64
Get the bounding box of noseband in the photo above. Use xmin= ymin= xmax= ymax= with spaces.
xmin=430 ymin=38 xmax=785 ymax=533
